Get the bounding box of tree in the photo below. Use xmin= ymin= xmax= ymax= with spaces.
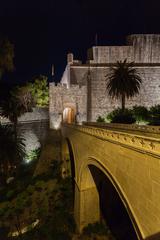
xmin=27 ymin=75 xmax=49 ymax=107
xmin=0 ymin=86 xmax=33 ymax=140
xmin=106 ymin=59 xmax=142 ymax=111
xmin=12 ymin=86 xmax=34 ymax=112
xmin=0 ymin=124 xmax=25 ymax=182
xmin=0 ymin=37 xmax=14 ymax=79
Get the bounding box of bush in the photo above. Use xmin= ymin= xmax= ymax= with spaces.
xmin=27 ymin=185 xmax=35 ymax=195
xmin=107 ymin=108 xmax=136 ymax=124
xmin=132 ymin=105 xmax=149 ymax=123
xmin=6 ymin=190 xmax=15 ymax=200
xmin=35 ymin=180 xmax=45 ymax=191
xmin=96 ymin=116 xmax=105 ymax=122
xmin=82 ymin=222 xmax=109 ymax=236
xmin=149 ymin=105 xmax=160 ymax=125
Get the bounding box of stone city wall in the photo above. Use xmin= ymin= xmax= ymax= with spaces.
xmin=127 ymin=34 xmax=160 ymax=63
xmin=89 ymin=66 xmax=160 ymax=121
xmin=0 ymin=107 xmax=49 ymax=124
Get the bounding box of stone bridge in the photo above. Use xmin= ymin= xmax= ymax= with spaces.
xmin=61 ymin=123 xmax=160 ymax=240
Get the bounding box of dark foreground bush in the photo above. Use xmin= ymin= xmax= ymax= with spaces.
xmin=132 ymin=105 xmax=149 ymax=123
xmin=149 ymin=105 xmax=160 ymax=125
xmin=82 ymin=222 xmax=115 ymax=239
xmin=96 ymin=116 xmax=105 ymax=122
xmin=107 ymin=108 xmax=136 ymax=124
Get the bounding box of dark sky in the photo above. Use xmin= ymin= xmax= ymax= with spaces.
xmin=0 ymin=0 xmax=160 ymax=85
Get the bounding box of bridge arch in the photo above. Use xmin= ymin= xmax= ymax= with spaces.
xmin=61 ymin=137 xmax=76 ymax=181
xmin=78 ymin=157 xmax=142 ymax=240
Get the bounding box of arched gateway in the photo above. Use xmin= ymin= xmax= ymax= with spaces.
xmin=63 ymin=107 xmax=75 ymax=123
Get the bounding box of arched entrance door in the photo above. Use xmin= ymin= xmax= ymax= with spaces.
xmin=63 ymin=107 xmax=75 ymax=123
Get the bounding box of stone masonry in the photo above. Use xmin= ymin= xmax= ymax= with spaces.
xmin=49 ymin=34 xmax=160 ymax=128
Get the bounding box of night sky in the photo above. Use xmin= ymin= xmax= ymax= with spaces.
xmin=0 ymin=0 xmax=160 ymax=85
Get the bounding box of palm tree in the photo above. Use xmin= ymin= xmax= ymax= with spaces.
xmin=0 ymin=124 xmax=25 ymax=182
xmin=106 ymin=59 xmax=142 ymax=111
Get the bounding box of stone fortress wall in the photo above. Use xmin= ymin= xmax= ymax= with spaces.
xmin=49 ymin=34 xmax=160 ymax=126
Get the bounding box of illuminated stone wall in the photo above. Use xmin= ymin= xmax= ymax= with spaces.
xmin=0 ymin=107 xmax=49 ymax=124
xmin=89 ymin=66 xmax=160 ymax=121
xmin=127 ymin=34 xmax=160 ymax=63
xmin=49 ymin=34 xmax=160 ymax=125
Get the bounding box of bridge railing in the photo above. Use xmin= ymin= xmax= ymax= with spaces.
xmin=62 ymin=123 xmax=160 ymax=157
xmin=83 ymin=122 xmax=160 ymax=134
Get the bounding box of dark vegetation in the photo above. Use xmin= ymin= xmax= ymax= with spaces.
xmin=97 ymin=105 xmax=160 ymax=125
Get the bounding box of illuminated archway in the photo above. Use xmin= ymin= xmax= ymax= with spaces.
xmin=63 ymin=107 xmax=75 ymax=123
xmin=78 ymin=159 xmax=141 ymax=240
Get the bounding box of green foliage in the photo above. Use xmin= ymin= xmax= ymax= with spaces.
xmin=132 ymin=105 xmax=149 ymax=123
xmin=149 ymin=105 xmax=160 ymax=125
xmin=26 ymin=148 xmax=41 ymax=162
xmin=0 ymin=124 xmax=26 ymax=181
xmin=107 ymin=108 xmax=136 ymax=124
xmin=35 ymin=180 xmax=45 ymax=191
xmin=27 ymin=185 xmax=35 ymax=195
xmin=27 ymin=75 xmax=49 ymax=107
xmin=82 ymin=222 xmax=110 ymax=237
xmin=96 ymin=116 xmax=105 ymax=122
xmin=6 ymin=190 xmax=15 ymax=200
xmin=149 ymin=104 xmax=160 ymax=117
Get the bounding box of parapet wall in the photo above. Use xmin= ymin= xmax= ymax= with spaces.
xmin=89 ymin=34 xmax=160 ymax=64
xmin=91 ymin=46 xmax=134 ymax=63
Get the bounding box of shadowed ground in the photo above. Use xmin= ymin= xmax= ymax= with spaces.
xmin=34 ymin=129 xmax=61 ymax=176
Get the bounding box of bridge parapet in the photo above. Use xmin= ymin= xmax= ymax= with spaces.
xmin=83 ymin=122 xmax=160 ymax=134
xmin=63 ymin=123 xmax=160 ymax=158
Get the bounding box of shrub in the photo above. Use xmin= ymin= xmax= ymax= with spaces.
xmin=27 ymin=185 xmax=35 ymax=195
xmin=149 ymin=105 xmax=160 ymax=125
xmin=132 ymin=105 xmax=149 ymax=123
xmin=107 ymin=108 xmax=136 ymax=124
xmin=6 ymin=190 xmax=15 ymax=200
xmin=82 ymin=222 xmax=109 ymax=236
xmin=96 ymin=116 xmax=105 ymax=122
xmin=35 ymin=180 xmax=45 ymax=191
